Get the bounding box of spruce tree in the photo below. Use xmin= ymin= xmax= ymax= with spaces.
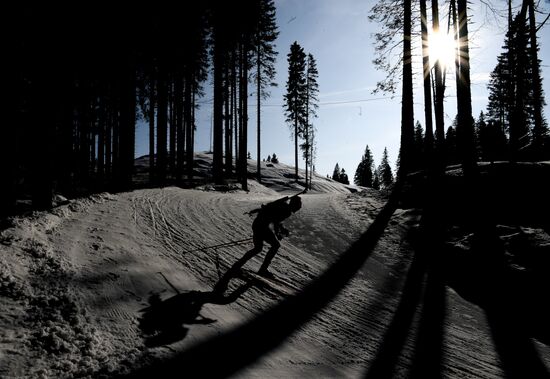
xmin=372 ymin=168 xmax=381 ymax=190
xmin=354 ymin=145 xmax=375 ymax=187
xmin=378 ymin=147 xmax=394 ymax=189
xmin=413 ymin=121 xmax=425 ymax=171
xmin=332 ymin=163 xmax=341 ymax=182
xmin=302 ymin=53 xmax=319 ymax=189
xmin=284 ymin=42 xmax=307 ymax=180
xmin=445 ymin=123 xmax=459 ymax=166
xmin=486 ymin=12 xmax=547 ymax=161
xmin=339 ymin=168 xmax=350 ymax=185
xmin=252 ymin=0 xmax=279 ymax=182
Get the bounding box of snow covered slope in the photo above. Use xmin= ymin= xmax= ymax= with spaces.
xmin=1 ymin=156 xmax=549 ymax=378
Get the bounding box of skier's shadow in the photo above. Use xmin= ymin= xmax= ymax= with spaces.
xmin=139 ymin=282 xmax=252 ymax=348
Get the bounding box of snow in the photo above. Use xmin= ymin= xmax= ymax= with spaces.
xmin=1 ymin=156 xmax=549 ymax=378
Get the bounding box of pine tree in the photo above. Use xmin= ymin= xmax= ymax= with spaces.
xmin=378 ymin=147 xmax=394 ymax=189
xmin=475 ymin=111 xmax=487 ymax=161
xmin=454 ymin=0 xmax=477 ymax=176
xmin=399 ymin=0 xmax=414 ymax=178
xmin=419 ymin=0 xmax=434 ymax=168
xmin=252 ymin=0 xmax=279 ymax=182
xmin=445 ymin=122 xmax=459 ymax=166
xmin=486 ymin=10 xmax=547 ymax=161
xmin=527 ymin=0 xmax=548 ymax=160
xmin=372 ymin=168 xmax=381 ymax=190
xmin=354 ymin=145 xmax=375 ymax=187
xmin=302 ymin=53 xmax=319 ymax=189
xmin=339 ymin=168 xmax=350 ymax=185
xmin=332 ymin=163 xmax=341 ymax=182
xmin=413 ymin=121 xmax=425 ymax=171
xmin=284 ymin=42 xmax=307 ymax=180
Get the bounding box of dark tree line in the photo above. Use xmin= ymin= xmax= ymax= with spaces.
xmin=2 ymin=1 xmax=279 ymax=217
xmin=331 ymin=163 xmax=350 ymax=185
xmin=486 ymin=3 xmax=549 ymax=162
xmin=354 ymin=146 xmax=395 ymax=190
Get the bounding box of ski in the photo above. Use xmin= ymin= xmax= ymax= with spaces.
xmin=238 ymin=269 xmax=297 ymax=297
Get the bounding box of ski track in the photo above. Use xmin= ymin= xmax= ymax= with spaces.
xmin=3 ymin=185 xmax=549 ymax=377
xmin=125 ymin=186 xmax=516 ymax=377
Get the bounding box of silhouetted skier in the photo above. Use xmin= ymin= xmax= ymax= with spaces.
xmin=215 ymin=193 xmax=303 ymax=291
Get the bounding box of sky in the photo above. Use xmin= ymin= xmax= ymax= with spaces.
xmin=136 ymin=0 xmax=550 ymax=179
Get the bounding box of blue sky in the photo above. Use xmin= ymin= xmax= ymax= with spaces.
xmin=136 ymin=0 xmax=550 ymax=179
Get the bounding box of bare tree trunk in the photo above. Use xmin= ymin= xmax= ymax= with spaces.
xmin=106 ymin=102 xmax=113 ymax=182
xmin=98 ymin=94 xmax=106 ymax=186
xmin=420 ymin=0 xmax=434 ymax=167
xmin=233 ymin=58 xmax=239 ymax=171
xmin=432 ymin=0 xmax=446 ymax=170
xmin=213 ymin=37 xmax=225 ymax=184
xmin=119 ymin=60 xmax=136 ymax=189
xmin=294 ymin=114 xmax=299 ymax=181
xmin=456 ymin=0 xmax=477 ymax=176
xmin=169 ymin=80 xmax=176 ymax=177
xmin=240 ymin=42 xmax=249 ymax=191
xmin=256 ymin=45 xmax=262 ymax=183
xmin=175 ymin=72 xmax=184 ymax=182
xmin=399 ymin=0 xmax=415 ymax=178
xmin=148 ymin=76 xmax=155 ymax=182
xmin=305 ymin=58 xmax=310 ymax=188
xmin=157 ymin=63 xmax=168 ymax=183
xmin=186 ymin=86 xmax=195 ymax=180
xmin=225 ymin=64 xmax=233 ymax=175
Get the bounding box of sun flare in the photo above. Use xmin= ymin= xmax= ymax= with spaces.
xmin=429 ymin=30 xmax=457 ymax=69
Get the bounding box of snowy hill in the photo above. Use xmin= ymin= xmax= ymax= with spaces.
xmin=1 ymin=156 xmax=549 ymax=378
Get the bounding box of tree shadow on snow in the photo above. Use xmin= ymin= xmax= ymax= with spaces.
xmin=139 ymin=282 xmax=253 ymax=348
xmin=441 ymin=227 xmax=550 ymax=378
xmin=365 ymin=216 xmax=447 ymax=379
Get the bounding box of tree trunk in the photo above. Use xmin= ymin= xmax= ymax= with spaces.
xmin=233 ymin=57 xmax=239 ymax=172
xmin=119 ymin=59 xmax=136 ymax=189
xmin=169 ymin=80 xmax=176 ymax=177
xmin=149 ymin=76 xmax=156 ymax=182
xmin=175 ymin=72 xmax=184 ymax=182
xmin=225 ymin=63 xmax=233 ymax=175
xmin=106 ymin=102 xmax=113 ymax=182
xmin=157 ymin=63 xmax=168 ymax=183
xmin=399 ymin=0 xmax=415 ymax=178
xmin=294 ymin=114 xmax=299 ymax=181
xmin=456 ymin=0 xmax=477 ymax=176
xmin=89 ymin=102 xmax=97 ymax=182
xmin=256 ymin=45 xmax=262 ymax=183
xmin=186 ymin=85 xmax=195 ymax=180
xmin=183 ymin=75 xmax=192 ymax=180
xmin=97 ymin=94 xmax=106 ymax=187
xmin=420 ymin=0 xmax=434 ymax=168
xmin=213 ymin=37 xmax=225 ymax=184
xmin=240 ymin=42 xmax=249 ymax=191
xmin=432 ymin=0 xmax=446 ymax=170
xmin=30 ymin=73 xmax=54 ymax=210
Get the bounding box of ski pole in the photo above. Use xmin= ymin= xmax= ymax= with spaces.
xmin=157 ymin=271 xmax=180 ymax=294
xmin=184 ymin=237 xmax=253 ymax=254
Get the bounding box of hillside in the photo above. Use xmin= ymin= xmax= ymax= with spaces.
xmin=1 ymin=155 xmax=549 ymax=378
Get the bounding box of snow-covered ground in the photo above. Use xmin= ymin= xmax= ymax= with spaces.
xmin=1 ymin=155 xmax=549 ymax=378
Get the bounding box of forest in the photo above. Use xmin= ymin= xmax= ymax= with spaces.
xmin=2 ymin=0 xmax=550 ymax=377
xmin=2 ymin=1 xmax=287 ymax=217
xmin=3 ymin=0 xmax=548 ymax=218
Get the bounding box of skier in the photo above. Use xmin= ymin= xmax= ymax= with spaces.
xmin=215 ymin=193 xmax=303 ymax=291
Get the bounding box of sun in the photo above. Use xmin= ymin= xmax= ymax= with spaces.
xmin=429 ymin=30 xmax=457 ymax=69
